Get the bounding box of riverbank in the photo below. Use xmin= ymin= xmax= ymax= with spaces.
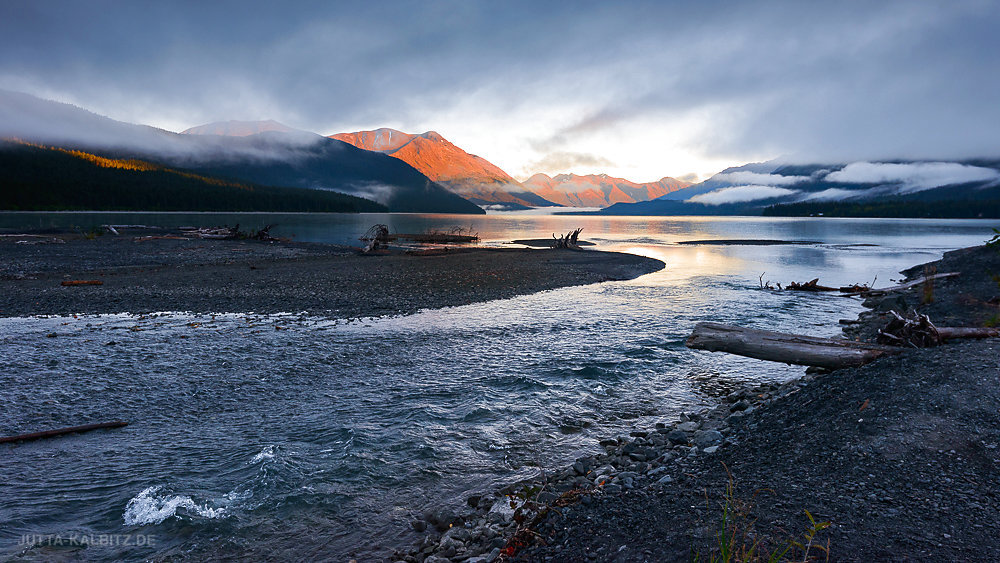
xmin=394 ymin=244 xmax=1000 ymax=562
xmin=0 ymin=230 xmax=664 ymax=317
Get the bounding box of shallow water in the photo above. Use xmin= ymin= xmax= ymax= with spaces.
xmin=0 ymin=213 xmax=995 ymax=560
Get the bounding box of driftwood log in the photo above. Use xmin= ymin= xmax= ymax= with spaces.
xmin=786 ymin=278 xmax=839 ymax=292
xmin=686 ymin=322 xmax=901 ymax=369
xmin=0 ymin=421 xmax=128 ymax=444
xmin=878 ymin=310 xmax=1000 ymax=347
xmin=849 ymin=272 xmax=960 ymax=296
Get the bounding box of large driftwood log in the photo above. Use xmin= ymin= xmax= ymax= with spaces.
xmin=0 ymin=421 xmax=127 ymax=444
xmin=848 ymin=272 xmax=959 ymax=296
xmin=686 ymin=322 xmax=902 ymax=369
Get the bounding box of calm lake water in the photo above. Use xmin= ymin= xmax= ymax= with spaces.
xmin=1 ymin=211 xmax=995 ymax=560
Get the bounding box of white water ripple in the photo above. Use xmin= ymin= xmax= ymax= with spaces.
xmin=123 ymin=486 xmax=228 ymax=526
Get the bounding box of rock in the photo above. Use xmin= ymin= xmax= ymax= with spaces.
xmin=423 ymin=556 xmax=451 ymax=563
xmin=693 ymin=430 xmax=724 ymax=448
xmin=657 ymin=474 xmax=673 ymax=484
xmin=630 ymin=430 xmax=648 ymax=437
xmin=628 ymin=452 xmax=647 ymax=462
xmin=443 ymin=526 xmax=471 ymax=543
xmin=537 ymin=491 xmax=558 ymax=504
xmin=677 ymin=421 xmax=699 ymax=432
xmin=411 ymin=519 xmax=427 ymax=533
xmin=666 ymin=430 xmax=689 ymax=445
xmin=423 ymin=508 xmax=456 ymax=532
xmin=730 ymin=400 xmax=751 ymax=412
xmin=875 ymin=294 xmax=908 ymax=312
xmin=703 ymin=445 xmax=720 ymax=454
xmin=572 ymin=461 xmax=586 ymax=475
xmin=467 ymin=494 xmax=482 ymax=508
xmin=603 ymin=483 xmax=623 ymax=494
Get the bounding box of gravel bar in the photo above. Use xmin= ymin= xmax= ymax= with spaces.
xmin=0 ymin=232 xmax=664 ymax=318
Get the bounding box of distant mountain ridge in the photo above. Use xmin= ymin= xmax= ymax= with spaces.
xmin=600 ymin=160 xmax=1000 ymax=217
xmin=522 ymin=173 xmax=690 ymax=207
xmin=0 ymin=90 xmax=483 ymax=214
xmin=330 ymin=128 xmax=555 ymax=210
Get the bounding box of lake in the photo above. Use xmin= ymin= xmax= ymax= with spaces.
xmin=0 ymin=211 xmax=995 ymax=560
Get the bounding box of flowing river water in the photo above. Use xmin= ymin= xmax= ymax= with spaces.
xmin=0 ymin=212 xmax=995 ymax=560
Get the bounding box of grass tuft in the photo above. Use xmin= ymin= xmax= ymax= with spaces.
xmin=695 ymin=464 xmax=831 ymax=563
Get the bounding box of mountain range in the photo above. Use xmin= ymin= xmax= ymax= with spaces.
xmin=600 ymin=160 xmax=1000 ymax=217
xmin=521 ymin=173 xmax=689 ymax=208
xmin=330 ymin=128 xmax=554 ymax=210
xmin=0 ymin=90 xmax=482 ymax=214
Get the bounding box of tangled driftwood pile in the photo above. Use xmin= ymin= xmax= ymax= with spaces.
xmin=553 ymin=228 xmax=584 ymax=249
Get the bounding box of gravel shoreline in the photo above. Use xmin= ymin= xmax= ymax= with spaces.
xmin=0 ymin=231 xmax=664 ymax=318
xmin=392 ymin=244 xmax=1000 ymax=563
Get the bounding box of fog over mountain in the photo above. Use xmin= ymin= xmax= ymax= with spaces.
xmin=601 ymin=159 xmax=1000 ymax=217
xmin=0 ymin=90 xmax=483 ymax=214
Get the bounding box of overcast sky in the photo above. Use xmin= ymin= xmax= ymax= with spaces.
xmin=1 ymin=0 xmax=997 ymax=182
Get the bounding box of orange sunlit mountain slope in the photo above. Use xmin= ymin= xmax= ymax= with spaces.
xmin=330 ymin=128 xmax=554 ymax=209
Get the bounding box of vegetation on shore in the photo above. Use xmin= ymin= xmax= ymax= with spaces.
xmin=0 ymin=141 xmax=387 ymax=213
xmin=763 ymin=199 xmax=1000 ymax=218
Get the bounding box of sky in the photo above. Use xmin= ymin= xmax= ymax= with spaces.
xmin=1 ymin=1 xmax=998 ymax=183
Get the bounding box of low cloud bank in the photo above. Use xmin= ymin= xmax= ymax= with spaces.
xmin=826 ymin=162 xmax=1000 ymax=193
xmin=798 ymin=188 xmax=863 ymax=201
xmin=687 ymin=185 xmax=799 ymax=205
xmin=712 ymin=171 xmax=811 ymax=186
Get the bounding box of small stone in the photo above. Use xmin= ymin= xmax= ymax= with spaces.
xmin=628 ymin=452 xmax=646 ymax=462
xmin=693 ymin=430 xmax=724 ymax=448
xmin=677 ymin=422 xmax=699 ymax=432
xmin=467 ymin=495 xmax=482 ymax=508
xmin=666 ymin=430 xmax=688 ymax=445
xmin=703 ymin=445 xmax=719 ymax=454
xmin=604 ymin=483 xmax=623 ymax=494
xmin=411 ymin=519 xmax=427 ymax=533
xmin=657 ymin=474 xmax=673 ymax=484
xmin=730 ymin=400 xmax=751 ymax=412
xmin=572 ymin=461 xmax=586 ymax=475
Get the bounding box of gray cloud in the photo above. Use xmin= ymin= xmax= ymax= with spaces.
xmin=1 ymin=0 xmax=998 ymax=173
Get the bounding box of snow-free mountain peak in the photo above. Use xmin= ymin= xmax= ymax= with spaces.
xmin=330 ymin=128 xmax=555 ymax=210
